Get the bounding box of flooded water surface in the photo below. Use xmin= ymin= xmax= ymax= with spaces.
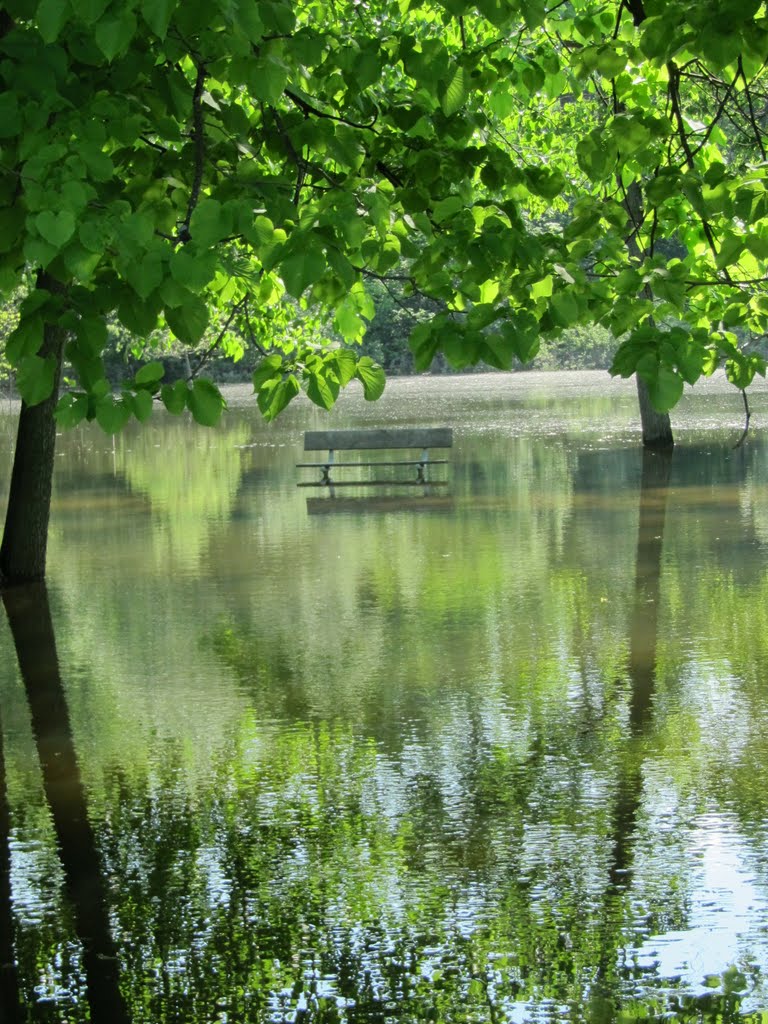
xmin=2 ymin=371 xmax=768 ymax=1022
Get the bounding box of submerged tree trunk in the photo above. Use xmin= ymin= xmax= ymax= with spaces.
xmin=635 ymin=376 xmax=674 ymax=450
xmin=0 ymin=279 xmax=66 ymax=587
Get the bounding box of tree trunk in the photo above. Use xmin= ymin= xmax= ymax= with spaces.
xmin=622 ymin=163 xmax=675 ymax=449
xmin=635 ymin=375 xmax=674 ymax=449
xmin=0 ymin=282 xmax=66 ymax=587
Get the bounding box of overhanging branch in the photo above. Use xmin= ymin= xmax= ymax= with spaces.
xmin=179 ymin=62 xmax=207 ymax=241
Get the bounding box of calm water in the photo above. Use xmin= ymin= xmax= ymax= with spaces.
xmin=2 ymin=370 xmax=768 ymax=1023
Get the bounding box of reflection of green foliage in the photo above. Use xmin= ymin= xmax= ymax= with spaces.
xmin=6 ymin=392 xmax=768 ymax=1018
xmin=115 ymin=417 xmax=250 ymax=572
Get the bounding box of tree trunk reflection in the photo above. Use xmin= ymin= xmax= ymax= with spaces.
xmin=2 ymin=584 xmax=129 ymax=1024
xmin=609 ymin=450 xmax=672 ymax=890
xmin=0 ymin=707 xmax=20 ymax=1021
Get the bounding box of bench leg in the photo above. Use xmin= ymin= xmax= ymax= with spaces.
xmin=321 ymin=449 xmax=335 ymax=485
xmin=417 ymin=448 xmax=429 ymax=483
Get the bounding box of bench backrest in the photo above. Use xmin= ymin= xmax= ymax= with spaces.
xmin=304 ymin=428 xmax=453 ymax=452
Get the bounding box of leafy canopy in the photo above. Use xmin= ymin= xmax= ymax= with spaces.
xmin=1 ymin=0 xmax=768 ymax=425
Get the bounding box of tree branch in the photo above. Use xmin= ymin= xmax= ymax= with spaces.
xmin=189 ymin=298 xmax=246 ymax=380
xmin=284 ymin=88 xmax=378 ymax=131
xmin=667 ymin=59 xmax=735 ymax=284
xmin=738 ymin=55 xmax=767 ymax=160
xmin=243 ymin=296 xmax=271 ymax=358
xmin=688 ymin=65 xmax=741 ymax=158
xmin=180 ymin=62 xmax=207 ymax=241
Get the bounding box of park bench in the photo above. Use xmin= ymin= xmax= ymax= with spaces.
xmin=297 ymin=427 xmax=452 ymax=487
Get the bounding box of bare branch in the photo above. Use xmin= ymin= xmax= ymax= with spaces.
xmin=189 ymin=298 xmax=246 ymax=380
xmin=738 ymin=55 xmax=767 ymax=160
xmin=284 ymin=89 xmax=378 ymax=131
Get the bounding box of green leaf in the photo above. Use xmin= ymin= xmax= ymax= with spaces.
xmin=332 ymin=349 xmax=357 ymax=387
xmin=355 ymin=356 xmax=385 ymax=401
xmin=252 ymin=355 xmax=283 ymax=391
xmin=187 ymin=378 xmax=226 ymax=426
xmin=526 ymin=167 xmax=566 ymax=200
xmin=699 ymin=26 xmax=742 ymax=70
xmin=0 ymin=93 xmax=21 ymax=138
xmin=72 ymin=0 xmax=110 ymax=24
xmin=161 ymin=380 xmax=189 ymax=415
xmin=165 ymin=298 xmax=210 ymax=343
xmin=35 ymin=209 xmax=76 ymax=249
xmin=647 ymin=366 xmax=684 ymax=412
xmin=306 ymin=367 xmax=340 ymax=410
xmin=233 ymin=0 xmax=264 ymax=40
xmin=441 ymin=64 xmax=468 ymax=117
xmin=141 ymin=0 xmax=174 ymax=37
xmin=716 ymin=234 xmax=745 ymax=271
xmin=76 ymin=316 xmax=107 ymax=356
xmin=95 ymin=395 xmax=132 ymax=433
xmin=94 ymin=9 xmax=137 ymax=61
xmin=409 ymin=321 xmax=440 ymax=372
xmin=334 ymin=302 xmax=364 ymax=343
xmin=36 ymin=0 xmax=70 ymax=41
xmin=0 ymin=206 xmax=24 ymax=251
xmin=135 ymin=361 xmax=165 ymax=385
xmin=531 ymin=275 xmax=553 ymax=300
xmin=594 ymin=43 xmax=626 ymax=78
xmin=189 ymin=199 xmax=234 ymax=247
xmin=522 ymin=0 xmax=546 ymax=29
xmin=5 ymin=317 xmax=44 ymax=364
xmin=257 ymin=374 xmax=300 ymax=421
xmin=118 ymin=294 xmax=160 ymax=337
xmin=550 ymin=290 xmax=580 ymax=327
xmin=248 ymin=55 xmax=289 ymax=104
xmin=125 ymin=388 xmax=154 ymax=422
xmin=125 ymin=251 xmax=165 ymax=299
xmin=247 ymin=215 xmax=276 ymax=249
xmin=169 ymin=248 xmax=218 ymax=291
xmin=432 ymin=196 xmax=464 ymax=224
xmin=55 ymin=392 xmax=89 ymax=428
xmin=478 ymin=335 xmax=513 ymax=370
xmin=16 ymin=354 xmax=57 ymax=406
xmin=280 ymin=243 xmax=326 ymax=298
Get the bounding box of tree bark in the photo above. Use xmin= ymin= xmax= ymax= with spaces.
xmin=0 ymin=279 xmax=66 ymax=587
xmin=635 ymin=375 xmax=674 ymax=449
xmin=620 ymin=132 xmax=675 ymax=448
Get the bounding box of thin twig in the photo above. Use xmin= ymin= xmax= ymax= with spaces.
xmin=243 ymin=296 xmax=271 ymax=358
xmin=189 ymin=298 xmax=246 ymax=380
xmin=739 ymin=56 xmax=767 ymax=160
xmin=667 ymin=60 xmax=735 ymax=284
xmin=284 ymin=89 xmax=378 ymax=131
